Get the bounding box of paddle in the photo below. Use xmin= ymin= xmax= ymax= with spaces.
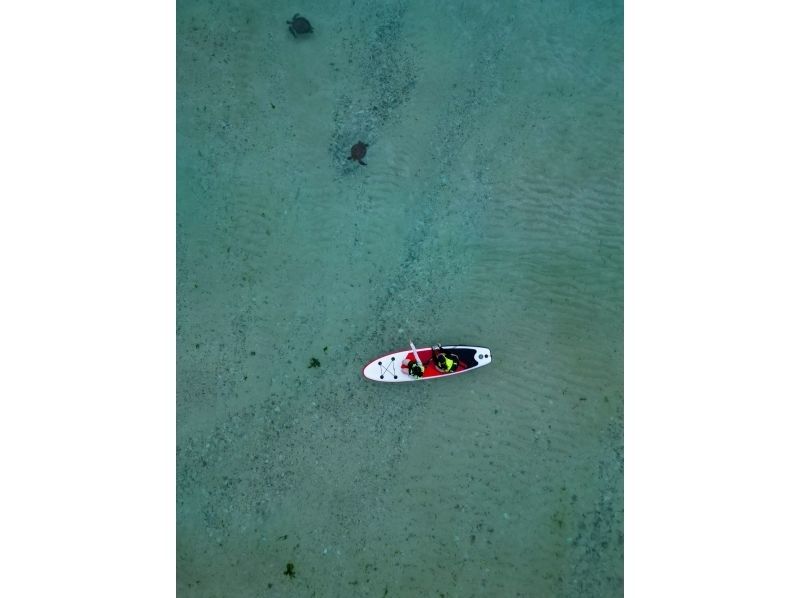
xmin=409 ymin=340 xmax=424 ymax=370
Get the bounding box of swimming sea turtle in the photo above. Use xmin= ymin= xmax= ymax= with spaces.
xmin=287 ymin=14 xmax=313 ymax=38
xmin=348 ymin=141 xmax=368 ymax=166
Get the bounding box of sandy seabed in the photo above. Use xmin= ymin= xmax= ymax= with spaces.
xmin=178 ymin=0 xmax=623 ymax=596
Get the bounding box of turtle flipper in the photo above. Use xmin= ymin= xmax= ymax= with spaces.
xmin=359 ymin=160 xmax=367 ymax=166
xmin=288 ymin=26 xmax=296 ymax=37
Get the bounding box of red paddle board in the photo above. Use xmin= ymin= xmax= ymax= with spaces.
xmin=362 ymin=344 xmax=492 ymax=382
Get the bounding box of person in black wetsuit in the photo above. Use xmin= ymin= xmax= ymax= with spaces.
xmin=431 ymin=344 xmax=459 ymax=373
xmin=406 ymin=359 xmax=425 ymax=378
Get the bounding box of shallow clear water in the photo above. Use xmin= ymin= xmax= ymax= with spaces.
xmin=177 ymin=0 xmax=622 ymax=595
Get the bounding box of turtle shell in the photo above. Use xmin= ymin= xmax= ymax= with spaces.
xmin=289 ymin=15 xmax=312 ymax=34
xmin=350 ymin=142 xmax=367 ymax=160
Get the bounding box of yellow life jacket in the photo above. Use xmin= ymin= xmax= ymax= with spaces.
xmin=438 ymin=354 xmax=456 ymax=372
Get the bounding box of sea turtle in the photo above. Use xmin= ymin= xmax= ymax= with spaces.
xmin=287 ymin=14 xmax=313 ymax=38
xmin=348 ymin=141 xmax=368 ymax=166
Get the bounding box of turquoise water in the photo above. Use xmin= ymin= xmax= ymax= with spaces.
xmin=177 ymin=0 xmax=622 ymax=595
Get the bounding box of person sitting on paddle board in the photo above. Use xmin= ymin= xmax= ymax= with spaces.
xmin=432 ymin=344 xmax=460 ymax=373
xmin=402 ymin=346 xmax=436 ymax=378
xmin=403 ymin=359 xmax=425 ymax=378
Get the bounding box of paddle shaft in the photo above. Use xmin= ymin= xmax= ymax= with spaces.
xmin=409 ymin=341 xmax=424 ymax=369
